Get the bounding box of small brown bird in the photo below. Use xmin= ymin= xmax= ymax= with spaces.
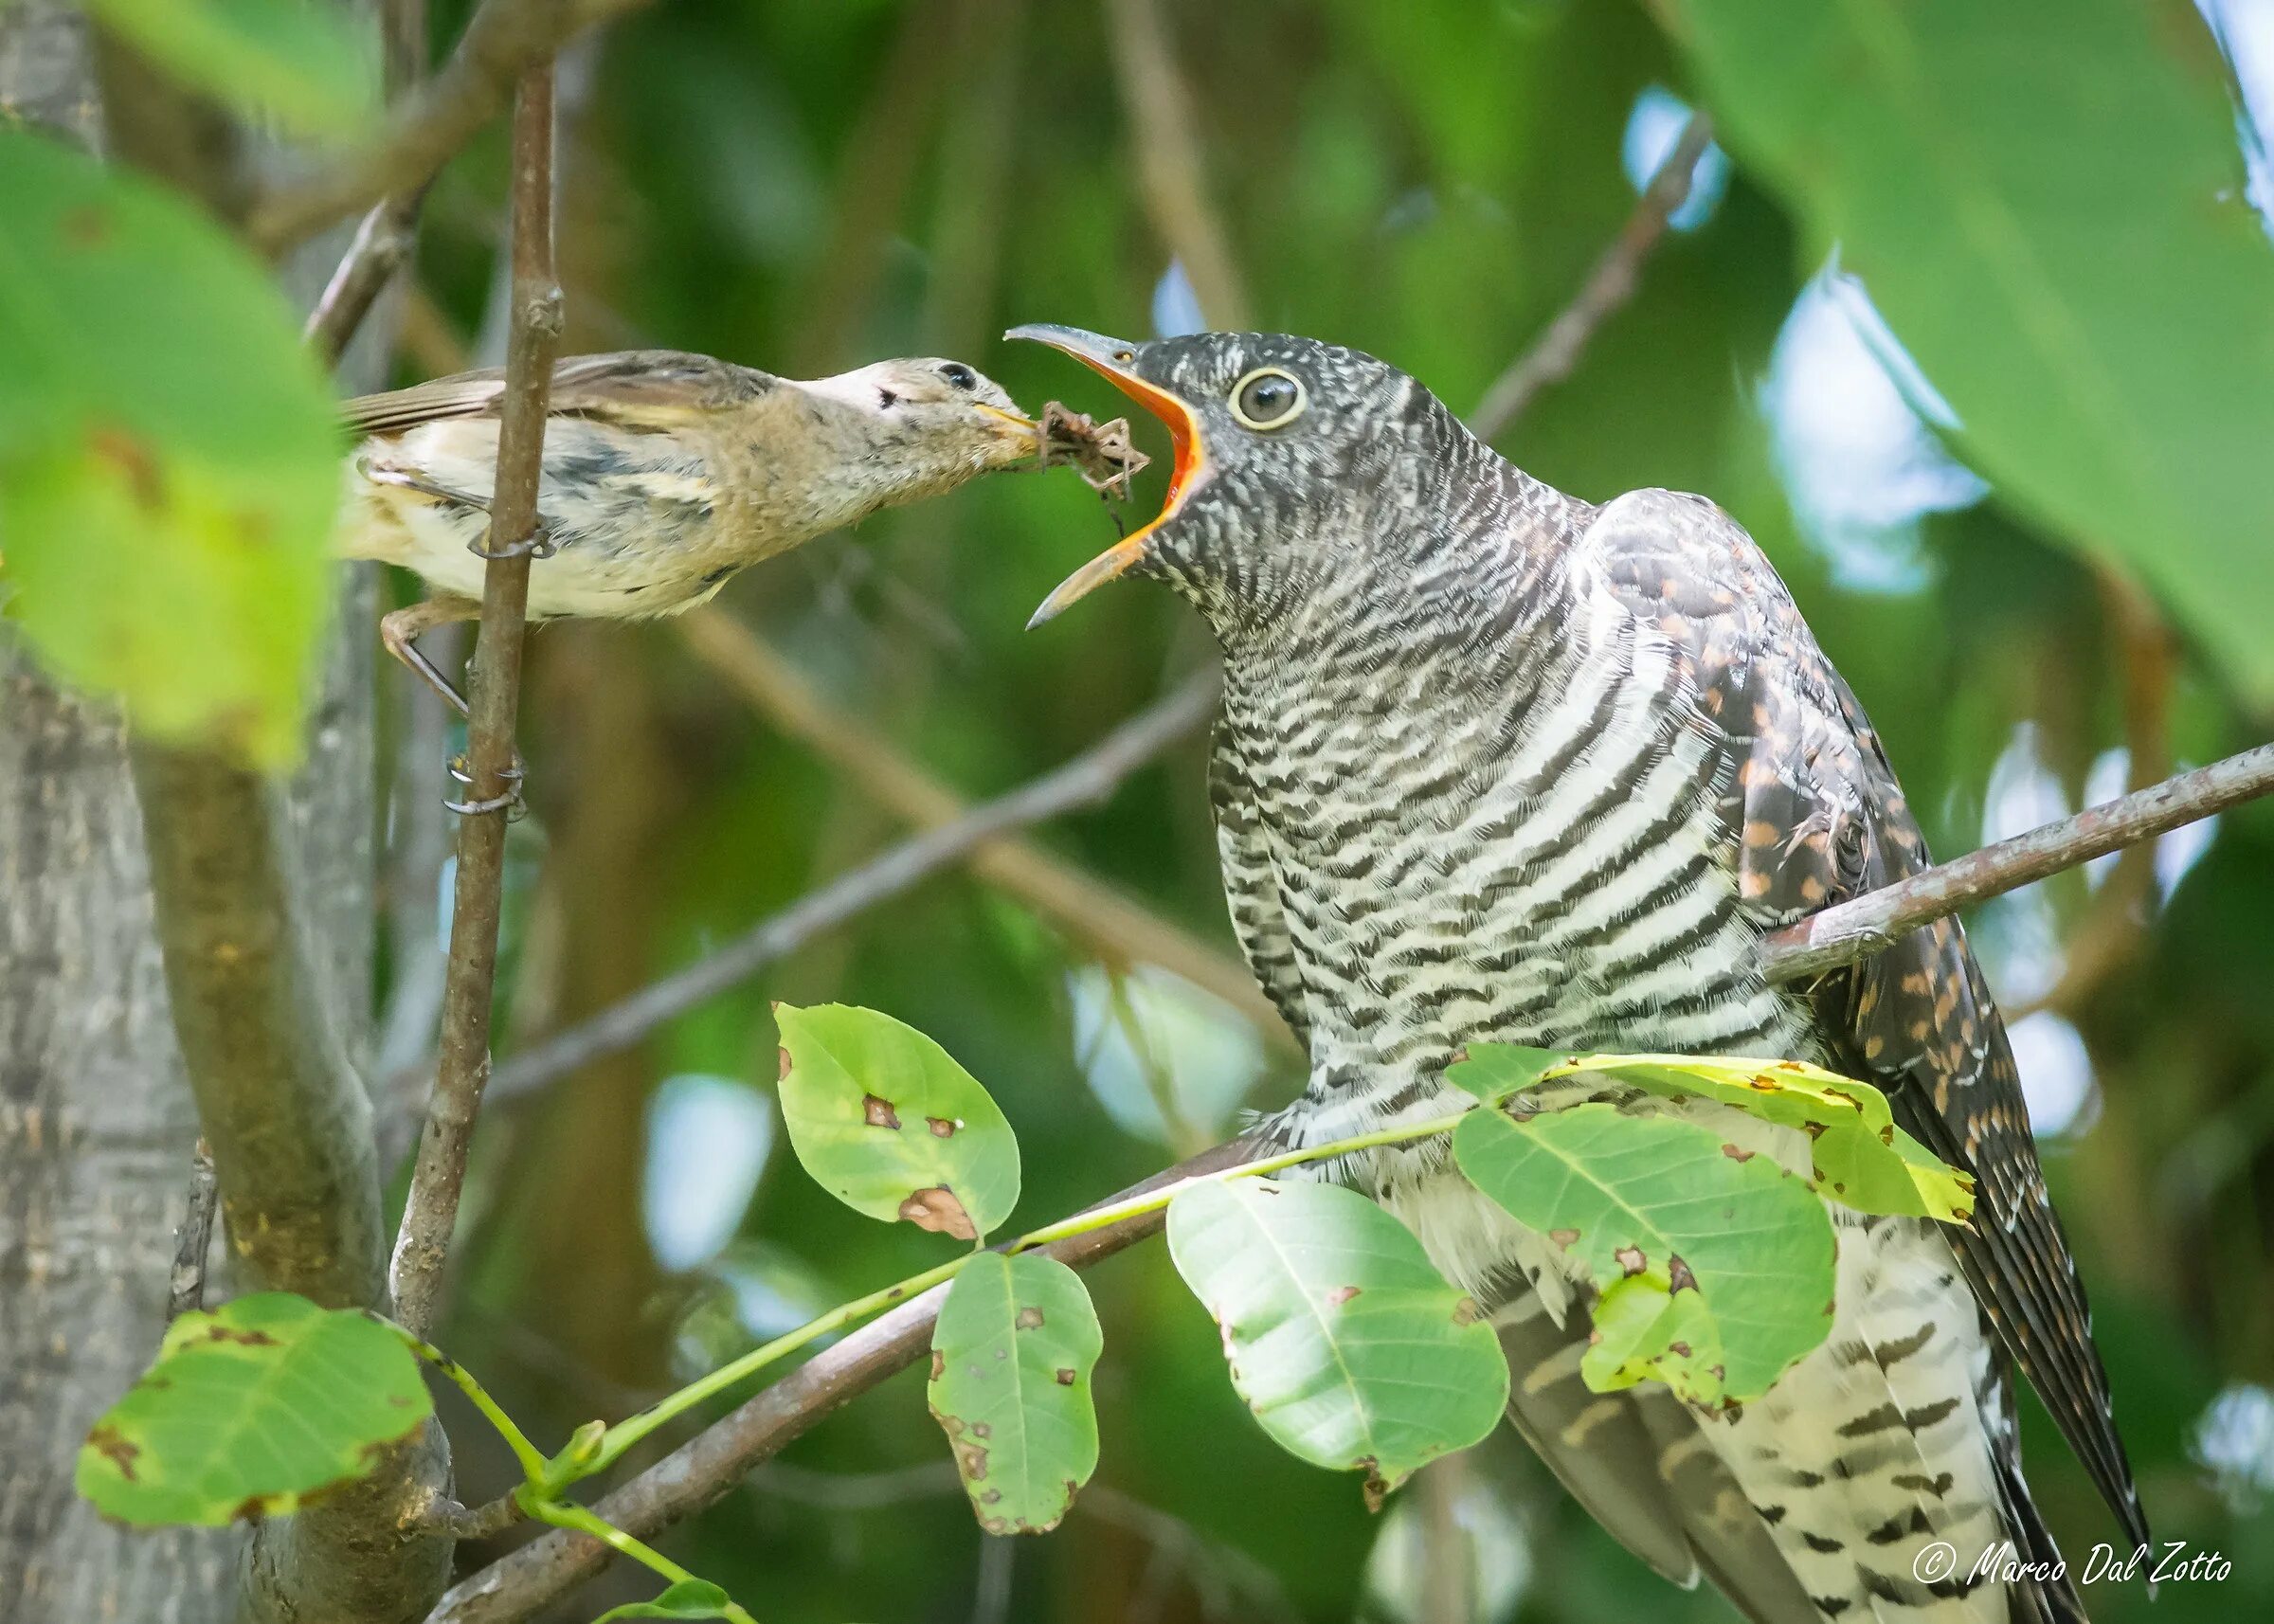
xmin=337 ymin=349 xmax=1049 ymax=710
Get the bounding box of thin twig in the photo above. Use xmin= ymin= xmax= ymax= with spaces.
xmin=1760 ymin=742 xmax=2274 ymax=983
xmin=422 ymin=1136 xmax=1266 ymax=1624
xmin=305 ymin=192 xmax=426 ymax=362
xmin=247 ymin=0 xmax=645 ymax=254
xmin=164 ymin=1138 xmax=219 ymax=1322
xmin=1104 ymin=0 xmax=1250 ymax=330
xmin=478 ymin=671 xmax=1219 ymax=1107
xmin=388 ymin=65 xmax=563 ymax=1341
xmin=1469 ymin=114 xmax=1714 ymax=440
xmin=677 ymin=611 xmax=1292 ymax=1045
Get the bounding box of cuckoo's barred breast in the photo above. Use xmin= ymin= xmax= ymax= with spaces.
xmin=1014 ymin=327 xmax=2140 ymax=1624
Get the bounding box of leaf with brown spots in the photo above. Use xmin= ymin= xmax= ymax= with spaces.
xmin=75 ymin=1293 xmax=431 ymax=1526
xmin=774 ymin=1004 xmax=1020 ymax=1239
xmin=1454 ymin=1104 xmax=1834 ymax=1403
xmin=0 ymin=131 xmax=340 ymax=767
xmin=928 ymin=1253 xmax=1101 ymax=1534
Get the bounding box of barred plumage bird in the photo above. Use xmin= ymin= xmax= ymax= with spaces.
xmin=1013 ymin=324 xmax=2145 ymax=1623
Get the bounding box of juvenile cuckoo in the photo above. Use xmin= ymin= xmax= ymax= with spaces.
xmin=1014 ymin=324 xmax=2144 ymax=1624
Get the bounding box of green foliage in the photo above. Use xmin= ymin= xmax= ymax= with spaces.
xmin=927 ymin=1251 xmax=1103 ymax=1534
xmin=1164 ymin=1178 xmax=1508 ymax=1507
xmin=1448 ymin=1045 xmax=1976 ymax=1221
xmin=1454 ymin=1104 xmax=1836 ymax=1404
xmin=0 ymin=129 xmax=338 ymax=767
xmin=76 ymin=1294 xmax=430 ymax=1525
xmin=773 ymin=1001 xmax=1020 ymax=1240
xmin=1674 ymin=0 xmax=2274 ymax=701
xmin=591 ymin=1580 xmax=739 ymax=1621
xmin=84 ymin=0 xmax=377 ymax=136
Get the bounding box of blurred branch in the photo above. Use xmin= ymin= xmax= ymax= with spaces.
xmin=1105 ymin=0 xmax=1251 ymax=329
xmin=677 ymin=611 xmax=1294 ymax=1045
xmin=2012 ymin=569 xmax=2176 ymax=1020
xmin=478 ymin=671 xmax=1221 ymax=1106
xmin=163 ymin=1138 xmax=218 ymax=1322
xmin=789 ymin=0 xmax=952 ymax=371
xmin=302 ymin=0 xmax=434 ymax=361
xmin=247 ymin=0 xmax=646 ymax=254
xmin=1760 ymin=742 xmax=2274 ymax=983
xmin=1470 ymin=114 xmax=1713 ymax=440
xmin=424 ymin=1136 xmax=1267 ymax=1624
xmin=388 ymin=63 xmax=564 ymax=1339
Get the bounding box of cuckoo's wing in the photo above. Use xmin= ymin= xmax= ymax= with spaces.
xmin=1583 ymin=488 xmax=2146 ymax=1562
xmin=1207 ymin=719 xmax=1312 ymax=1047
xmin=341 ymin=349 xmax=780 ymax=438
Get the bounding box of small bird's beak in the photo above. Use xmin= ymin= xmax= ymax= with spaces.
xmin=1006 ymin=324 xmax=1210 ymax=627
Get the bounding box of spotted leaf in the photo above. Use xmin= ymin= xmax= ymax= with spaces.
xmin=76 ymin=1293 xmax=431 ymax=1526
xmin=928 ymin=1252 xmax=1102 ymax=1534
xmin=1454 ymin=1103 xmax=1834 ymax=1404
xmin=774 ymin=1003 xmax=1019 ymax=1240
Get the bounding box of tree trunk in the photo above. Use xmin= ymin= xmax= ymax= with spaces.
xmin=0 ymin=7 xmax=394 ymax=1616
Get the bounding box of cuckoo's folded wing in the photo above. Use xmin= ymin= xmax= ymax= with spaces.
xmin=341 ymin=349 xmax=779 ymax=438
xmin=1582 ymin=487 xmax=2146 ymax=1573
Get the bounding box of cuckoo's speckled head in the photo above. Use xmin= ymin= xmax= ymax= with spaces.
xmin=1008 ymin=326 xmax=1458 ymax=633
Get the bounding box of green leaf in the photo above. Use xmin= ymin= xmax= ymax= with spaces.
xmin=85 ymin=0 xmax=377 ymax=136
xmin=1165 ymin=1178 xmax=1508 ymax=1507
xmin=928 ymin=1252 xmax=1103 ymax=1534
xmin=76 ymin=1294 xmax=431 ymax=1525
xmin=1453 ymin=1105 xmax=1835 ymax=1404
xmin=590 ymin=1580 xmax=736 ymax=1621
xmin=1672 ymin=0 xmax=2274 ymax=700
xmin=773 ymin=1003 xmax=1020 ymax=1240
xmin=1513 ymin=1050 xmax=1976 ymax=1223
xmin=0 ymin=130 xmax=339 ymax=767
xmin=1443 ymin=1041 xmax=1562 ymax=1102
xmin=1580 ymin=1270 xmax=1723 ymax=1398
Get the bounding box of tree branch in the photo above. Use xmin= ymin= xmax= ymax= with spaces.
xmin=164 ymin=1138 xmax=219 ymax=1323
xmin=1760 ymin=742 xmax=2274 ymax=983
xmin=246 ymin=0 xmax=645 ymax=254
xmin=1104 ymin=0 xmax=1250 ymax=330
xmin=677 ymin=611 xmax=1292 ymax=1045
xmin=479 ymin=670 xmax=1220 ymax=1107
xmin=388 ymin=63 xmax=563 ymax=1340
xmin=1469 ymin=114 xmax=1714 ymax=440
xmin=423 ymin=1136 xmax=1266 ymax=1624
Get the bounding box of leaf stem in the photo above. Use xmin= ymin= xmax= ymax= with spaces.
xmin=586 ymin=1108 xmax=1475 ymax=1474
xmin=384 ymin=1319 xmax=549 ymax=1482
xmin=522 ymin=1497 xmax=761 ymax=1624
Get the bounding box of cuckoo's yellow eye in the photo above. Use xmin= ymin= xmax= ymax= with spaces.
xmin=1229 ymin=367 xmax=1305 ymax=430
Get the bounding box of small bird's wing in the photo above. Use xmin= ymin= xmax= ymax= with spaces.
xmin=1207 ymin=719 xmax=1311 ymax=1047
xmin=1582 ymin=488 xmax=2145 ymax=1561
xmin=341 ymin=350 xmax=780 ymax=438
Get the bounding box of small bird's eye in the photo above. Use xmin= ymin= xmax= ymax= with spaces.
xmin=939 ymin=362 xmax=978 ymax=391
xmin=1229 ymin=367 xmax=1306 ymax=430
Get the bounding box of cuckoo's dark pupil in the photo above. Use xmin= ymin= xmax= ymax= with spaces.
xmin=1236 ymin=371 xmax=1299 ymax=425
xmin=940 ymin=362 xmax=978 ymax=390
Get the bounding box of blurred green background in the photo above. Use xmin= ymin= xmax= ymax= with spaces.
xmin=373 ymin=1 xmax=2274 ymax=1619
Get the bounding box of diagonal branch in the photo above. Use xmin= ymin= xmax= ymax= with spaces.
xmin=248 ymin=0 xmax=647 ymax=254
xmin=1760 ymin=741 xmax=2274 ymax=983
xmin=480 ymin=671 xmax=1221 ymax=1107
xmin=387 ymin=63 xmax=564 ymax=1340
xmin=677 ymin=610 xmax=1292 ymax=1045
xmin=1469 ymin=113 xmax=1714 ymax=440
xmin=422 ymin=1136 xmax=1266 ymax=1624
xmin=1104 ymin=0 xmax=1250 ymax=330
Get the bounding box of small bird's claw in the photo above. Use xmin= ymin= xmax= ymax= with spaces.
xmin=444 ymin=750 xmax=530 ymax=820
xmin=467 ymin=518 xmax=557 ymax=561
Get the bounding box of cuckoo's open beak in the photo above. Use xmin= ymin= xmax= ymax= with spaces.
xmin=1006 ymin=324 xmax=1209 ymax=627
